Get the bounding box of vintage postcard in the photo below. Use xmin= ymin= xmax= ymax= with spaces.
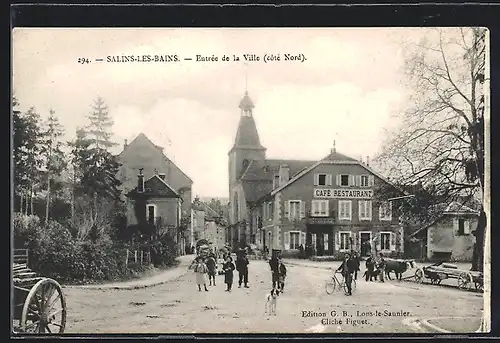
xmin=11 ymin=27 xmax=490 ymax=335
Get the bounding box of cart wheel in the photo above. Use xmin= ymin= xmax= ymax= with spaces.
xmin=458 ymin=272 xmax=473 ymax=291
xmin=414 ymin=268 xmax=424 ymax=283
xmin=21 ymin=278 xmax=67 ymax=334
xmin=325 ymin=278 xmax=335 ymax=295
xmin=475 ymin=281 xmax=484 ymax=292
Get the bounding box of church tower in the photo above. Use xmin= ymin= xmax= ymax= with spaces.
xmin=228 ymin=91 xmax=267 ymax=222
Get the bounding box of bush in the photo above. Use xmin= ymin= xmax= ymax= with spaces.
xmin=151 ymin=233 xmax=178 ymax=267
xmin=31 ymin=221 xmax=83 ymax=281
xmin=13 ymin=213 xmax=43 ymax=249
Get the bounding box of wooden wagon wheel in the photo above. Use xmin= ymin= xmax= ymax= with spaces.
xmin=474 ymin=279 xmax=484 ymax=292
xmin=20 ymin=279 xmax=67 ymax=334
xmin=457 ymin=272 xmax=473 ymax=291
xmin=414 ymin=268 xmax=424 ymax=283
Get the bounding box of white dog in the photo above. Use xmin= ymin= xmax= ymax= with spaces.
xmin=265 ymin=288 xmax=279 ymax=316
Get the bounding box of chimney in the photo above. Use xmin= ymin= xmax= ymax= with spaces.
xmin=137 ymin=168 xmax=144 ymax=192
xmin=158 ymin=172 xmax=166 ymax=181
xmin=273 ymin=174 xmax=279 ymax=189
xmin=124 ymin=139 xmax=128 ymax=149
xmin=366 ymin=156 xmax=370 ymax=167
xmin=278 ymin=164 xmax=290 ymax=186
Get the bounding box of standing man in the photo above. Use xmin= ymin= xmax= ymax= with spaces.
xmin=236 ymin=250 xmax=250 ymax=288
xmin=352 ymin=251 xmax=361 ymax=280
xmin=336 ymin=253 xmax=357 ymax=296
xmin=378 ymin=252 xmax=387 ymax=283
xmin=269 ymin=254 xmax=280 ymax=289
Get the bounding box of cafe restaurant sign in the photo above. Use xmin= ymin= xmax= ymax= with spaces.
xmin=314 ymin=188 xmax=373 ymax=199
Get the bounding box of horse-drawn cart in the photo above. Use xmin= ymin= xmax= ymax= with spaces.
xmin=12 ymin=249 xmax=67 ymax=334
xmin=412 ymin=261 xmax=483 ymax=292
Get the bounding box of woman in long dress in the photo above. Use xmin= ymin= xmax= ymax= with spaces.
xmin=189 ymin=256 xmax=209 ymax=292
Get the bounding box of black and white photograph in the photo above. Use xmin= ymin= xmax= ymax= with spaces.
xmin=11 ymin=27 xmax=490 ymax=334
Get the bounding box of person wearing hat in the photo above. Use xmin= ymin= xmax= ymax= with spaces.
xmin=222 ymin=255 xmax=236 ymax=292
xmin=236 ymin=249 xmax=250 ymax=288
xmin=336 ymin=253 xmax=357 ymax=296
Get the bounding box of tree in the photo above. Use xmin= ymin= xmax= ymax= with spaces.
xmin=68 ymin=127 xmax=123 ymax=240
xmin=13 ymin=103 xmax=44 ymax=215
xmin=39 ymin=109 xmax=66 ymax=224
xmin=84 ymin=97 xmax=117 ymax=150
xmin=374 ymin=28 xmax=487 ymax=271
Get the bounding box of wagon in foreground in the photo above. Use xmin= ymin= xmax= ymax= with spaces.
xmin=12 ymin=249 xmax=67 ymax=334
xmin=412 ymin=261 xmax=483 ymax=292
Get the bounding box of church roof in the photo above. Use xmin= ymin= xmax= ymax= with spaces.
xmin=230 ymin=114 xmax=266 ymax=151
xmin=240 ymin=159 xmax=316 ymax=182
xmin=239 ymin=91 xmax=255 ymax=110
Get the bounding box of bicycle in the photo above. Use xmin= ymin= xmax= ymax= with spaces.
xmin=325 ymin=270 xmax=357 ymax=295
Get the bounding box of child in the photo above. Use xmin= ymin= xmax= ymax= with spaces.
xmin=206 ymin=253 xmax=217 ymax=286
xmin=222 ymin=255 xmax=236 ymax=292
xmin=190 ymin=256 xmax=209 ymax=292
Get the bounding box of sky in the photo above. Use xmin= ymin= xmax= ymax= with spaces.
xmin=13 ymin=28 xmax=432 ymax=198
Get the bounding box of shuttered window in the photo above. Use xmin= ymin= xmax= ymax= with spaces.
xmin=379 ymin=201 xmax=392 ymax=221
xmin=312 ymin=200 xmax=329 ymax=217
xmin=289 ymin=231 xmax=300 ymax=249
xmin=339 ymin=231 xmax=351 ymax=251
xmin=338 ymin=200 xmax=352 ymax=220
xmin=380 ymin=232 xmax=391 ymax=251
xmin=360 ymin=175 xmax=369 ymax=187
xmin=324 ymin=233 xmax=329 ymax=251
xmin=359 ymin=200 xmax=372 ymax=220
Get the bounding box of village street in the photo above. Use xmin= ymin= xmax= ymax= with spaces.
xmin=62 ymin=257 xmax=484 ymax=334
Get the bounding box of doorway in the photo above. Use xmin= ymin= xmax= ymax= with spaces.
xmin=360 ymin=231 xmax=372 ymax=257
xmin=316 ymin=233 xmax=324 ymax=256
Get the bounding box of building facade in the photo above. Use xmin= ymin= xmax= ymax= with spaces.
xmin=407 ymin=202 xmax=478 ymax=262
xmin=117 ymin=133 xmax=193 ymax=217
xmin=126 ymin=170 xmax=184 ymax=251
xmin=228 ymin=91 xmax=404 ymax=258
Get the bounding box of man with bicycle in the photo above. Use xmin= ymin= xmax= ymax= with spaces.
xmin=336 ymin=253 xmax=357 ymax=296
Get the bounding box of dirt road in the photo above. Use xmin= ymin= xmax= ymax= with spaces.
xmin=62 ymin=259 xmax=484 ymax=334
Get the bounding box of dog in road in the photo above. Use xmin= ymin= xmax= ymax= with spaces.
xmin=265 ymin=288 xmax=279 ymax=316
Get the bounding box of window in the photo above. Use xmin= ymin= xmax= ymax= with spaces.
xmin=361 ymin=175 xmax=369 ymax=187
xmin=457 ymin=218 xmax=470 ymax=236
xmin=318 ymin=174 xmax=327 ymax=186
xmin=381 ymin=232 xmax=391 ymax=250
xmin=340 ymin=174 xmax=349 ymax=186
xmin=338 ymin=200 xmax=352 ymax=220
xmin=146 ymin=204 xmax=157 ymax=224
xmin=379 ymin=201 xmax=392 ymax=221
xmin=289 ymin=201 xmax=301 ymax=220
xmin=290 ymin=232 xmax=300 ymax=249
xmin=359 ymin=200 xmax=372 ymax=220
xmin=340 ymin=232 xmax=350 ymax=251
xmin=312 ymin=200 xmax=329 ymax=217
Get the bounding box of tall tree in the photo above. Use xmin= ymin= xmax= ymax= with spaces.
xmin=13 ymin=103 xmax=44 ymax=215
xmin=39 ymin=109 xmax=66 ymax=224
xmin=85 ymin=97 xmax=117 ymax=150
xmin=374 ymin=28 xmax=487 ymax=271
xmin=69 ymin=128 xmax=123 ymax=240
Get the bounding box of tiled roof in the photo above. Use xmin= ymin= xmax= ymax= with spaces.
xmin=321 ymin=150 xmax=358 ymax=162
xmin=242 ymin=181 xmax=273 ymax=203
xmin=241 ymin=159 xmax=315 ymax=182
xmin=127 ymin=175 xmax=180 ymax=198
xmin=444 ymin=201 xmax=480 ymax=214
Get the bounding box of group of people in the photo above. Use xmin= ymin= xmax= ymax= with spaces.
xmin=189 ymin=249 xmax=250 ymax=292
xmin=269 ymin=255 xmax=287 ymax=292
xmin=334 ymin=251 xmax=388 ymax=296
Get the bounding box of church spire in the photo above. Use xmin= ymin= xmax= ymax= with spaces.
xmin=230 ymin=90 xmax=265 ymax=153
